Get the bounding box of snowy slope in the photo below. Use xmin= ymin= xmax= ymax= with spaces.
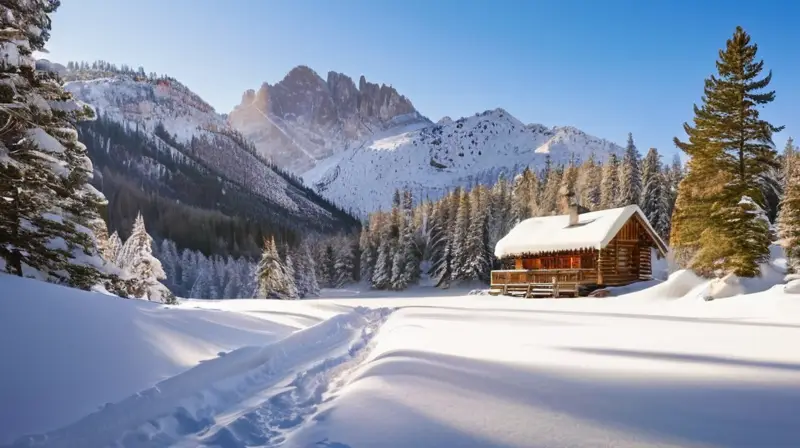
xmin=302 ymin=108 xmax=624 ymax=216
xmin=4 ymin=272 xmax=800 ymax=447
xmin=59 ymin=69 xmax=355 ymax=232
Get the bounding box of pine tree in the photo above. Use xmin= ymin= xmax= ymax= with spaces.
xmin=778 ymin=148 xmax=800 ymax=277
xmin=358 ymin=223 xmax=375 ymax=284
xmin=539 ymin=166 xmax=563 ymax=215
xmin=321 ymin=244 xmax=336 ymax=288
xmin=640 ymin=148 xmax=671 ymax=240
xmin=672 ymin=26 xmax=783 ymax=277
xmin=600 ymin=154 xmax=620 ymax=209
xmin=427 ymin=195 xmax=453 ymax=287
xmin=116 ymin=213 xmax=173 ymax=303
xmin=510 ymin=168 xmax=536 ymax=223
xmin=783 ymin=137 xmax=796 ymax=180
xmin=618 ymin=133 xmax=642 ymax=206
xmin=372 ymin=213 xmax=392 ymax=289
xmin=389 ymin=190 xmax=418 ymax=290
xmin=0 ymin=1 xmax=111 ymax=288
xmin=579 ymin=153 xmax=602 ymax=211
xmin=283 ymin=254 xmax=299 ymax=299
xmin=459 ymin=186 xmax=491 ymax=281
xmin=223 ymin=267 xmax=242 ymax=298
xmin=106 ymin=231 xmax=123 ymax=264
xmin=334 ymin=236 xmax=356 ymax=288
xmin=255 ymin=236 xmax=290 ymax=299
xmin=294 ymin=240 xmax=319 ymax=297
xmin=451 ymin=188 xmax=471 ymax=277
xmin=190 ymin=260 xmax=210 ymax=299
xmin=489 ymin=174 xmax=512 ymax=251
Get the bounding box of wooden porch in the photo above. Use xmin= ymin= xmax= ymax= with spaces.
xmin=489 ymin=268 xmax=597 ymax=298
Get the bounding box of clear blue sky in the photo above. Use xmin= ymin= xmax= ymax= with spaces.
xmin=44 ymin=0 xmax=799 ymax=158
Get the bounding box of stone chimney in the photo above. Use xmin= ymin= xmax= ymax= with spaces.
xmin=568 ymin=202 xmax=579 ymax=226
xmin=559 ymin=185 xmax=580 ymax=226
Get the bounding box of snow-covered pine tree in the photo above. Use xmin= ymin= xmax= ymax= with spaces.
xmin=358 ymin=223 xmax=375 ymax=284
xmin=510 ymin=168 xmax=535 ymax=224
xmin=320 ymin=244 xmax=336 ymax=288
xmin=672 ymin=26 xmax=782 ymax=277
xmin=777 ymin=147 xmax=800 ymax=277
xmin=489 ymin=174 xmax=512 ymax=252
xmin=600 ymin=154 xmax=620 ymax=209
xmin=190 ymin=260 xmax=210 ymax=299
xmin=618 ymin=133 xmax=642 ymax=206
xmin=116 ymin=213 xmax=174 ymax=303
xmin=427 ymin=194 xmax=453 ymax=287
xmin=283 ymin=253 xmax=299 ymax=298
xmin=0 ymin=1 xmax=112 ymax=288
xmin=255 ymin=236 xmax=291 ymax=299
xmin=459 ymin=186 xmax=491 ymax=281
xmin=579 ymin=153 xmax=602 ymax=210
xmin=106 ymin=231 xmax=123 ymax=264
xmin=294 ymin=240 xmax=319 ymax=297
xmin=222 ymin=266 xmax=242 ymax=298
xmin=451 ymin=188 xmax=471 ymax=279
xmin=560 ymin=157 xmax=579 ymax=212
xmin=158 ymin=239 xmax=179 ymax=290
xmin=179 ymin=249 xmax=198 ymax=296
xmin=539 ymin=165 xmax=563 ymax=215
xmin=334 ymin=236 xmax=356 ymax=288
xmin=206 ymin=260 xmax=221 ymax=299
xmin=372 ymin=213 xmax=392 ymax=289
xmin=640 ymin=148 xmax=671 ymax=240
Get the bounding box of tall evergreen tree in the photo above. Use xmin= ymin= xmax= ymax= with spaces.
xmin=458 ymin=186 xmax=491 ymax=281
xmin=489 ymin=174 xmax=512 ymax=252
xmin=371 ymin=213 xmax=392 ymax=289
xmin=117 ymin=213 xmax=174 ymax=303
xmin=358 ymin=223 xmax=375 ymax=284
xmin=639 ymin=148 xmax=671 ymax=240
xmin=0 ymin=0 xmax=112 ymax=288
xmin=579 ymin=153 xmax=602 ymax=210
xmin=778 ymin=148 xmax=800 ymax=277
xmin=451 ymin=188 xmax=471 ymax=277
xmin=600 ymin=154 xmax=620 ymax=209
xmin=672 ymin=26 xmax=783 ymax=277
xmin=106 ymin=231 xmax=123 ymax=264
xmin=539 ymin=165 xmax=563 ymax=215
xmin=427 ymin=195 xmax=453 ymax=287
xmin=510 ymin=168 xmax=535 ymax=223
xmin=618 ymin=133 xmax=642 ymax=206
xmin=255 ymin=236 xmax=291 ymax=298
xmin=334 ymin=236 xmax=356 ymax=288
xmin=283 ymin=254 xmax=299 ymax=299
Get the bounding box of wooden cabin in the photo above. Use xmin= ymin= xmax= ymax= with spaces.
xmin=489 ymin=204 xmax=668 ymax=298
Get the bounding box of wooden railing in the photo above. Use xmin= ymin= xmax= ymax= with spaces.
xmin=490 ymin=269 xmax=594 ymax=286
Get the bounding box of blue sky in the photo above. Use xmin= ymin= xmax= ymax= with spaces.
xmin=44 ymin=0 xmax=799 ymax=158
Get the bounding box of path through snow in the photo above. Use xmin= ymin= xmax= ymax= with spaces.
xmin=6 ymin=307 xmax=393 ymax=448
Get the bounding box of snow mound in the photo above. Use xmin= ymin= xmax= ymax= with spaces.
xmin=0 ymin=275 xmax=299 ymax=444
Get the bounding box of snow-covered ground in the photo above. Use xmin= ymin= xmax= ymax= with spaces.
xmin=3 ymin=272 xmax=800 ymax=447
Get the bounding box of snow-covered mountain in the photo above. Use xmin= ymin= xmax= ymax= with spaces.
xmin=302 ymin=108 xmax=625 ymax=216
xmin=46 ymin=61 xmax=358 ymax=251
xmin=228 ymin=65 xmax=431 ymax=173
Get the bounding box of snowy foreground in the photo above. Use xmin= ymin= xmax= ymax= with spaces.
xmin=3 ymin=275 xmax=800 ymax=447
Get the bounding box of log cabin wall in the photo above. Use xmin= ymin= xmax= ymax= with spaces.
xmin=597 ymin=216 xmax=649 ymax=286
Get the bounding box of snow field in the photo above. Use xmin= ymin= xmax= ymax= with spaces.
xmin=4 ymin=270 xmax=800 ymax=447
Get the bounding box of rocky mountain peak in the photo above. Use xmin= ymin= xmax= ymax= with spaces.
xmin=228 ymin=65 xmax=430 ymax=173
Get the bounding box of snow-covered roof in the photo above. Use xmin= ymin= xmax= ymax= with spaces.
xmin=494 ymin=205 xmax=668 ymax=259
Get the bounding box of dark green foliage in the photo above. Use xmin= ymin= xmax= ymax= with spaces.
xmin=78 ymin=114 xmax=358 ymax=258
xmin=672 ymin=26 xmax=782 ymax=277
